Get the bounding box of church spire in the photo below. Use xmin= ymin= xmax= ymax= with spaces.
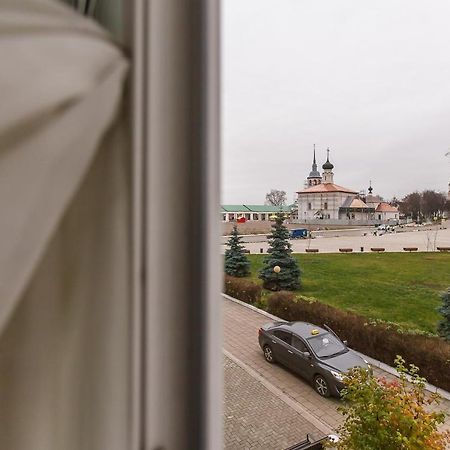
xmin=311 ymin=144 xmax=318 ymax=172
xmin=368 ymin=180 xmax=373 ymax=195
xmin=307 ymin=144 xmax=322 ymax=186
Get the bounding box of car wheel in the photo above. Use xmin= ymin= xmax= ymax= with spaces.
xmin=313 ymin=374 xmax=330 ymax=397
xmin=263 ymin=345 xmax=275 ymax=363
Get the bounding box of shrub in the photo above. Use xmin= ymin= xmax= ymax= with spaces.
xmin=224 ymin=275 xmax=261 ymax=304
xmin=437 ymin=288 xmax=450 ymax=341
xmin=327 ymin=356 xmax=450 ymax=450
xmin=266 ymin=292 xmax=450 ymax=392
xmin=266 ymin=291 xmax=298 ymax=320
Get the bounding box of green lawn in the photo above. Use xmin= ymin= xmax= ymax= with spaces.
xmin=246 ymin=253 xmax=450 ymax=334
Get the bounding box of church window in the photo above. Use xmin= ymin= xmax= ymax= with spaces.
xmin=324 ymin=202 xmax=328 ymax=210
xmin=308 ymin=203 xmax=312 ymax=210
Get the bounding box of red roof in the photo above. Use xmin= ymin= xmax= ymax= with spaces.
xmin=375 ymin=202 xmax=398 ymax=212
xmin=297 ymin=183 xmax=358 ymax=194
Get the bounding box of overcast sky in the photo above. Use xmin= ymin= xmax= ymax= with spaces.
xmin=222 ymin=0 xmax=450 ymax=204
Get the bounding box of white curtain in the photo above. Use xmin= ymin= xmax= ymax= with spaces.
xmin=0 ymin=2 xmax=130 ymax=449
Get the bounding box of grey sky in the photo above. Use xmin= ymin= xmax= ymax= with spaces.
xmin=222 ymin=0 xmax=450 ymax=204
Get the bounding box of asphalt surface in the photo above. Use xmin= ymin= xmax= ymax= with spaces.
xmin=221 ymin=226 xmax=450 ymax=254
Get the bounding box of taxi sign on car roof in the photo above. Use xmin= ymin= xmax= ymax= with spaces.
xmin=311 ymin=329 xmax=320 ymax=335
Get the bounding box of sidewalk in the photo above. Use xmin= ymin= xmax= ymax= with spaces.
xmin=224 ymin=354 xmax=324 ymax=449
xmin=222 ymin=294 xmax=450 ymax=438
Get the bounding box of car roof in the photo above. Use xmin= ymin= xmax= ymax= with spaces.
xmin=272 ymin=321 xmax=328 ymax=339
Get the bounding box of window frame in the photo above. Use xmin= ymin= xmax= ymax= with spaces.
xmin=129 ymin=1 xmax=222 ymax=449
xmin=273 ymin=329 xmax=292 ymax=345
xmin=291 ymin=334 xmax=309 ymax=353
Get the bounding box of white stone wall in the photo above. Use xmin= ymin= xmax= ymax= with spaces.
xmin=375 ymin=210 xmax=399 ymax=222
xmin=338 ymin=210 xmax=374 ymax=221
xmin=297 ymin=191 xmax=353 ymax=221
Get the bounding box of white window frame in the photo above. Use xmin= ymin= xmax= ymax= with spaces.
xmin=129 ymin=1 xmax=222 ymax=449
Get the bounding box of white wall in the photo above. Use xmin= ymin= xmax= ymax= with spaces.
xmin=297 ymin=192 xmax=353 ymax=221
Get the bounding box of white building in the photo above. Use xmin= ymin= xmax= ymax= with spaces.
xmin=221 ymin=204 xmax=293 ymax=222
xmin=296 ymin=150 xmax=399 ymax=225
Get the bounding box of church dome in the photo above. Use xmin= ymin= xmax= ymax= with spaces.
xmin=322 ymin=158 xmax=334 ymax=170
xmin=322 ymin=148 xmax=334 ymax=170
xmin=308 ymin=168 xmax=321 ymax=178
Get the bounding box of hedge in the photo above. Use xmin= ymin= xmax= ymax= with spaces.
xmin=224 ymin=275 xmax=261 ymax=304
xmin=266 ymin=291 xmax=450 ymax=392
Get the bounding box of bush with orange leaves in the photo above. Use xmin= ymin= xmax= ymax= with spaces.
xmin=327 ymin=356 xmax=450 ymax=450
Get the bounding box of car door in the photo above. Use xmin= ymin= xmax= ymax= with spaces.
xmin=291 ymin=334 xmax=315 ymax=379
xmin=271 ymin=330 xmax=293 ymax=367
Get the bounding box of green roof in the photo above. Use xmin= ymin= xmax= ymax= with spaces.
xmin=222 ymin=204 xmax=293 ymax=213
xmin=222 ymin=205 xmax=251 ymax=212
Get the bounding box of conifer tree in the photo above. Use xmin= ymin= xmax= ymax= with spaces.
xmin=224 ymin=224 xmax=250 ymax=277
xmin=259 ymin=213 xmax=300 ymax=291
xmin=438 ymin=288 xmax=450 ymax=341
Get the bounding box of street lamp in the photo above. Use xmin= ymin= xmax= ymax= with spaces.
xmin=273 ymin=265 xmax=281 ymax=273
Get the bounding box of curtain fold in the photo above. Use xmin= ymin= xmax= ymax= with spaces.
xmin=0 ymin=2 xmax=130 ymax=449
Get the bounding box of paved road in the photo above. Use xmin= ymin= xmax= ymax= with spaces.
xmin=221 ymin=227 xmax=450 ymax=253
xmin=223 ymin=296 xmax=450 ymax=448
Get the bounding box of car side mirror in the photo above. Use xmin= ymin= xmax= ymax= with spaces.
xmin=343 ymin=340 xmax=348 ymax=346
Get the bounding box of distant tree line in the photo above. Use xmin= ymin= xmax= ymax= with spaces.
xmin=395 ymin=190 xmax=449 ymax=222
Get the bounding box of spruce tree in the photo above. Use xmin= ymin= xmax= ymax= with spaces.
xmin=259 ymin=213 xmax=300 ymax=291
xmin=437 ymin=288 xmax=450 ymax=341
xmin=224 ymin=224 xmax=250 ymax=277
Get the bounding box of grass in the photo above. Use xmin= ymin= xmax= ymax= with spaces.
xmin=246 ymin=253 xmax=450 ymax=334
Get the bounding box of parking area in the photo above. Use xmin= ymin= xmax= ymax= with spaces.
xmin=223 ymin=295 xmax=450 ymax=448
xmin=223 ymin=297 xmax=343 ymax=434
xmin=221 ymin=226 xmax=450 ymax=254
xmin=224 ymin=355 xmax=324 ymax=449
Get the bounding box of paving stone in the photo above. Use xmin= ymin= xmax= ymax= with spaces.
xmin=223 ymin=296 xmax=450 ymax=448
xmin=224 ymin=356 xmax=322 ymax=450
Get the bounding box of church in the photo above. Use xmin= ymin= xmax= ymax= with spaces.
xmin=296 ymin=149 xmax=399 ymax=225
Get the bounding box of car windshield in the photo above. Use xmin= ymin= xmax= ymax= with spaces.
xmin=307 ymin=332 xmax=347 ymax=358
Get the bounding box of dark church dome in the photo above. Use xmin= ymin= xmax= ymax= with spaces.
xmin=322 ymin=158 xmax=334 ymax=170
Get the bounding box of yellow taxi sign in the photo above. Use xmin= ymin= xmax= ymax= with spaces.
xmin=311 ymin=329 xmax=320 ymax=336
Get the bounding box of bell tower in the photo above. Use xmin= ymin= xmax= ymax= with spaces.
xmin=322 ymin=148 xmax=334 ymax=184
xmin=306 ymin=144 xmax=322 ymax=186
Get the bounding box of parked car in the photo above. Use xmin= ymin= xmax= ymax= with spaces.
xmin=290 ymin=228 xmax=309 ymax=239
xmin=258 ymin=321 xmax=369 ymax=397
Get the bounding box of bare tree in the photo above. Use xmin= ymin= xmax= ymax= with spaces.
xmin=421 ymin=190 xmax=447 ymax=219
xmin=389 ymin=196 xmax=400 ymax=207
xmin=399 ymin=192 xmax=422 ymax=221
xmin=265 ymin=189 xmax=287 ymax=206
xmin=400 ymin=190 xmax=448 ymax=222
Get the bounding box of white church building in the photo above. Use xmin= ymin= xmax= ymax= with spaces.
xmin=296 ymin=149 xmax=399 ymax=225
